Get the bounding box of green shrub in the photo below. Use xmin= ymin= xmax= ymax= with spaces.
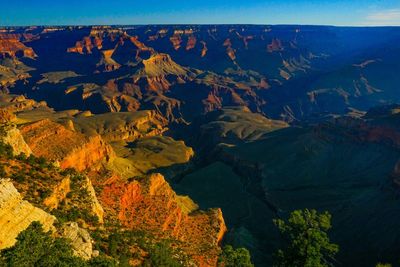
xmin=218 ymin=245 xmax=253 ymax=267
xmin=0 ymin=222 xmax=86 ymax=267
xmin=273 ymin=209 xmax=339 ymax=267
xmin=143 ymin=241 xmax=181 ymax=267
xmin=0 ymin=142 xmax=13 ymax=159
xmin=0 ymin=164 xmax=6 ymax=177
xmin=0 ymin=222 xmax=118 ymax=267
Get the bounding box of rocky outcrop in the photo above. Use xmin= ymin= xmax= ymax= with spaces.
xmin=60 ymin=222 xmax=96 ymax=259
xmin=44 ymin=174 xmax=104 ymax=223
xmin=97 ymin=49 xmax=121 ymax=72
xmin=0 ymin=125 xmax=32 ymax=156
xmin=138 ymin=53 xmax=195 ymax=91
xmin=0 ymin=34 xmax=37 ymax=59
xmin=100 ymin=173 xmax=227 ymax=266
xmin=0 ymin=94 xmax=48 ymax=114
xmin=67 ymin=36 xmax=95 ymax=54
xmin=19 ymin=119 xmax=115 ymax=171
xmin=0 ymin=109 xmax=16 ymax=123
xmin=201 ymin=41 xmax=208 ymax=57
xmin=223 ymin=39 xmax=236 ymax=61
xmin=83 ymin=176 xmax=104 ymax=224
xmin=60 ymin=135 xmax=115 ymax=171
xmin=0 ymin=179 xmax=56 ymax=249
xmin=72 ymin=110 xmax=167 ymax=142
xmin=43 ymin=176 xmax=70 ymax=210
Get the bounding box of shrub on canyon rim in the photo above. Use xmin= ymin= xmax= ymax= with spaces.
xmin=273 ymin=209 xmax=339 ymax=267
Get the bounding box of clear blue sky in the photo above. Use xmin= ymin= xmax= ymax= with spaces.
xmin=1 ymin=0 xmax=400 ymax=26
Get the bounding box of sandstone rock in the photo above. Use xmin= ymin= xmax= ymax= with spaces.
xmin=43 ymin=174 xmax=104 ymax=223
xmin=138 ymin=53 xmax=195 ymax=91
xmin=0 ymin=34 xmax=37 ymax=59
xmin=0 ymin=109 xmax=16 ymax=123
xmin=43 ymin=176 xmax=71 ymax=210
xmin=0 ymin=125 xmax=32 ymax=156
xmin=97 ymin=49 xmax=121 ymax=72
xmin=60 ymin=222 xmax=94 ymax=260
xmin=83 ymin=176 xmax=104 ymax=224
xmin=19 ymin=119 xmax=115 ymax=171
xmin=0 ymin=94 xmax=47 ymax=114
xmin=72 ymin=111 xmax=167 ymax=142
xmin=100 ymin=173 xmax=227 ymax=266
xmin=0 ymin=179 xmax=56 ymax=249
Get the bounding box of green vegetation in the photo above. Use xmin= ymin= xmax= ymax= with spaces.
xmin=143 ymin=241 xmax=182 ymax=267
xmin=218 ymin=245 xmax=254 ymax=267
xmin=273 ymin=209 xmax=338 ymax=267
xmin=0 ymin=141 xmax=99 ymax=226
xmin=101 ymin=230 xmax=188 ymax=267
xmin=0 ymin=141 xmax=13 ymax=160
xmin=0 ymin=222 xmax=115 ymax=267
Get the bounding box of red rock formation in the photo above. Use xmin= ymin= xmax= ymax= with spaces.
xmin=97 ymin=49 xmax=121 ymax=72
xmin=201 ymin=41 xmax=208 ymax=57
xmin=19 ymin=119 xmax=115 ymax=171
xmin=223 ymin=38 xmax=236 ymax=61
xmin=0 ymin=94 xmax=48 ymax=113
xmin=67 ymin=41 xmax=84 ymax=54
xmin=0 ymin=34 xmax=36 ymax=58
xmin=67 ymin=37 xmax=94 ymax=54
xmin=100 ymin=173 xmax=227 ymax=267
xmin=139 ymin=53 xmax=194 ymax=91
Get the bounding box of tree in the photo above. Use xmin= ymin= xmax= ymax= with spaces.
xmin=0 ymin=222 xmax=115 ymax=267
xmin=219 ymin=245 xmax=254 ymax=267
xmin=0 ymin=222 xmax=86 ymax=267
xmin=273 ymin=209 xmax=338 ymax=267
xmin=143 ymin=241 xmax=181 ymax=267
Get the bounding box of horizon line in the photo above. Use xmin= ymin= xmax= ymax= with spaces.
xmin=2 ymin=23 xmax=400 ymax=28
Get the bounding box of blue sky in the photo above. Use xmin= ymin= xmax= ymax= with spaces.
xmin=1 ymin=0 xmax=400 ymax=26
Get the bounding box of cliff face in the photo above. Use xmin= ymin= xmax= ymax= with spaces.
xmin=0 ymin=34 xmax=37 ymax=59
xmin=100 ymin=173 xmax=227 ymax=266
xmin=0 ymin=179 xmax=56 ymax=249
xmin=43 ymin=176 xmax=70 ymax=210
xmin=97 ymin=49 xmax=121 ymax=72
xmin=19 ymin=119 xmax=115 ymax=171
xmin=0 ymin=94 xmax=48 ymax=114
xmin=138 ymin=53 xmax=196 ymax=91
xmin=0 ymin=109 xmax=16 ymax=123
xmin=0 ymin=125 xmax=32 ymax=156
xmin=60 ymin=222 xmax=96 ymax=259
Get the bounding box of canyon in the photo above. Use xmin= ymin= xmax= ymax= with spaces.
xmin=1 ymin=25 xmax=400 ymax=266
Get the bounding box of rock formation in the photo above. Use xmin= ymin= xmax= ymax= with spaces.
xmin=97 ymin=49 xmax=121 ymax=72
xmin=60 ymin=222 xmax=96 ymax=259
xmin=100 ymin=173 xmax=227 ymax=266
xmin=0 ymin=179 xmax=56 ymax=249
xmin=71 ymin=111 xmax=167 ymax=142
xmin=137 ymin=53 xmax=195 ymax=91
xmin=19 ymin=119 xmax=115 ymax=171
xmin=0 ymin=34 xmax=37 ymax=59
xmin=0 ymin=125 xmax=32 ymax=156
